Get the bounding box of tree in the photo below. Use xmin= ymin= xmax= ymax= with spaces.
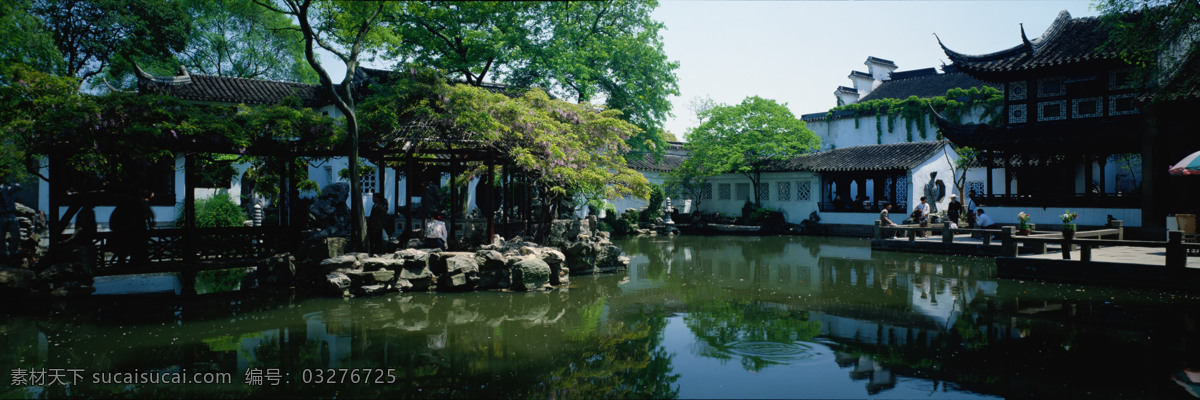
xmin=385 ymin=1 xmax=679 ymax=158
xmin=172 ymin=0 xmax=317 ymax=83
xmin=359 ymin=71 xmax=651 ymax=236
xmin=254 ymin=0 xmax=400 ymax=251
xmin=683 ymin=96 xmax=819 ymax=206
xmin=29 ymin=0 xmax=190 ymax=87
xmin=0 ymin=0 xmax=64 ymax=74
xmin=1095 ymin=0 xmax=1200 ymax=94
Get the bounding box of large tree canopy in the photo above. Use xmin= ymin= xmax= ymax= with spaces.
xmin=1096 ymin=0 xmax=1200 ymax=96
xmin=28 ymin=0 xmax=190 ymax=86
xmin=682 ymin=96 xmax=819 ymax=205
xmin=385 ymin=0 xmax=679 ymax=158
xmin=360 ymin=70 xmax=651 ymax=209
xmin=171 ymin=0 xmax=317 ymax=83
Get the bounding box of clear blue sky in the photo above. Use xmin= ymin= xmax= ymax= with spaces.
xmin=652 ymin=0 xmax=1099 ymax=139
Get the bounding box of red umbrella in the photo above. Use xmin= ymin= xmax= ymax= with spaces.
xmin=1170 ymin=150 xmax=1200 ymax=176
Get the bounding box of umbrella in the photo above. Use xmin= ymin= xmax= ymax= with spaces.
xmin=1170 ymin=150 xmax=1200 ymax=176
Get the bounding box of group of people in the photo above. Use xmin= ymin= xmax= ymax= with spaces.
xmin=367 ymin=192 xmax=448 ymax=254
xmin=877 ymin=190 xmax=998 ymax=237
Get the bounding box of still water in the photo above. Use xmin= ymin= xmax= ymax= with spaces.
xmin=3 ymin=235 xmax=1200 ymax=399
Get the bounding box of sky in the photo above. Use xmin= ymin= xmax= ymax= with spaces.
xmin=650 ymin=0 xmax=1099 ymax=139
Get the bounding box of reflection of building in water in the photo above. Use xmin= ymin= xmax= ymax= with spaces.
xmin=838 ymin=353 xmax=897 ymax=395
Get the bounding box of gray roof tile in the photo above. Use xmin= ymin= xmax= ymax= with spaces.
xmin=767 ymin=140 xmax=950 ymax=172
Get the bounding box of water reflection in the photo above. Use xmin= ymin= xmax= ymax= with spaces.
xmin=3 ymin=235 xmax=1200 ymax=398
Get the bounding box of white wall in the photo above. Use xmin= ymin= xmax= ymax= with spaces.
xmin=908 ymin=143 xmax=959 ymax=215
xmin=806 ymin=105 xmax=992 ymax=152
xmin=693 ymin=171 xmax=820 ymax=224
xmin=972 ymin=206 xmax=1140 ymax=228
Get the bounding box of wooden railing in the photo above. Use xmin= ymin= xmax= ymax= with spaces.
xmin=875 ymin=219 xmax=1200 ymax=267
xmin=821 ymin=201 xmax=907 ymax=214
xmin=89 ymin=226 xmax=285 ymax=270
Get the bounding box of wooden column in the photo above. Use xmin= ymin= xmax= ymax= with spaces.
xmin=1004 ymin=155 xmax=1012 ymax=196
xmin=405 ymin=151 xmax=414 ymax=238
xmin=181 ymin=153 xmax=197 ymax=296
xmin=503 ymin=166 xmax=511 ymax=237
xmin=985 ymin=151 xmax=994 ymax=197
xmin=47 ymin=156 xmax=61 ymax=245
xmin=1098 ymin=156 xmax=1107 ymax=194
xmin=448 ymin=159 xmax=458 ymax=249
xmin=1083 ymin=154 xmax=1093 ymax=195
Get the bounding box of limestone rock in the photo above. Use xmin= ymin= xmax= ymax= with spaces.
xmin=325 ymin=271 xmax=352 ymax=295
xmin=361 ymin=257 xmax=403 ymax=271
xmin=0 ymin=267 xmax=35 ymax=291
xmin=474 ymin=250 xmax=509 ymax=289
xmin=398 ymin=263 xmax=435 ymax=291
xmin=431 ymin=253 xmax=479 ymax=291
xmin=509 ymin=256 xmax=550 ymax=291
xmin=320 ymin=255 xmax=359 ymax=271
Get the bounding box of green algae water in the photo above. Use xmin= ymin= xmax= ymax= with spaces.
xmin=3 ymin=235 xmax=1200 ymax=399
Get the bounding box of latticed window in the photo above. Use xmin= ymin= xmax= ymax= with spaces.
xmin=757 ymin=183 xmax=769 ymax=201
xmin=361 ymin=170 xmax=377 ymax=194
xmin=718 ymin=183 xmax=731 ymax=200
xmin=778 ymin=182 xmax=791 ymax=201
xmin=968 ymin=181 xmax=985 ymax=197
xmin=701 ymin=183 xmax=713 ymax=200
xmin=796 ymin=181 xmax=811 ymax=201
xmin=735 ymin=183 xmax=750 ymax=201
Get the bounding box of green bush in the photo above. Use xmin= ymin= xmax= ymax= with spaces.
xmin=623 ymin=209 xmax=641 ymax=224
xmin=611 ymin=218 xmax=636 ymax=235
xmin=596 ymin=221 xmax=613 ymax=233
xmin=187 ymin=194 xmax=248 ymax=228
xmin=749 ymin=207 xmax=786 ymax=232
xmin=642 ymin=185 xmax=665 ymax=222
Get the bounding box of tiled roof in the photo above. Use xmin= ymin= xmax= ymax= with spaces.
xmin=836 ymin=86 xmax=858 ymax=95
xmin=939 ymin=10 xmax=1119 ymax=79
xmin=887 ymin=68 xmax=938 ymax=81
xmin=866 ymin=56 xmax=898 ymax=68
xmin=859 ymin=71 xmax=1000 ymax=102
xmin=627 ymin=153 xmax=686 ymax=172
xmin=767 ymin=140 xmax=951 ymax=172
xmin=849 ymin=70 xmax=872 ymax=79
xmin=136 ymin=65 xmax=328 ymax=107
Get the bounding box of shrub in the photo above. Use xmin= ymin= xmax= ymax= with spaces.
xmin=749 ymin=207 xmax=786 ymax=232
xmin=623 ymin=209 xmax=641 ymax=224
xmin=642 ymin=185 xmax=665 ymax=222
xmin=184 ymin=194 xmax=248 ymax=228
xmin=596 ymin=221 xmax=613 ymax=233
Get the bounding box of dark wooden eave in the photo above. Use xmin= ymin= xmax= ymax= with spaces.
xmin=934 ymin=113 xmax=1141 ymax=154
xmin=937 ymin=10 xmax=1125 ymax=82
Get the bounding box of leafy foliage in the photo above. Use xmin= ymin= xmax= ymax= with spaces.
xmin=184 ymin=194 xmax=248 ymax=228
xmin=360 ymin=70 xmax=651 ymax=208
xmin=174 ymin=0 xmax=317 ymax=83
xmin=683 ymin=96 xmax=819 ymax=205
xmin=0 ymin=0 xmax=64 ymax=74
xmin=1095 ymin=0 xmax=1200 ymax=94
xmin=29 ymin=0 xmax=190 ymax=85
xmin=824 ymin=87 xmax=1004 ymax=143
xmin=385 ymin=1 xmax=680 ymax=157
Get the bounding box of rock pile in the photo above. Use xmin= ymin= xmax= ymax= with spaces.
xmin=316 ymin=218 xmax=629 ymax=297
xmin=307 ymin=182 xmax=350 ymax=240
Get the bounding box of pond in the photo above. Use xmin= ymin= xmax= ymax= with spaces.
xmin=2 ymin=235 xmax=1199 ymax=399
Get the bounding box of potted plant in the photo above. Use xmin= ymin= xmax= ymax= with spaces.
xmin=1017 ymin=212 xmax=1031 ymax=235
xmin=1060 ymin=210 xmax=1078 ymax=239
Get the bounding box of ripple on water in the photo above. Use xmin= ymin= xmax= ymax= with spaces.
xmin=722 ymin=340 xmax=819 ymax=365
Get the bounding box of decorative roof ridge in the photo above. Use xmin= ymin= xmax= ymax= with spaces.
xmin=887 ymin=67 xmax=940 ymax=81
xmin=836 ymin=86 xmax=858 ymax=94
xmin=134 ymin=63 xmax=192 ymax=86
xmin=1028 ymin=10 xmax=1076 ymax=53
xmin=866 ymin=56 xmax=898 ymax=68
xmin=849 ymin=70 xmax=872 ymax=79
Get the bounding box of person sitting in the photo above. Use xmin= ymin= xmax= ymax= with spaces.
xmin=913 ymin=196 xmax=931 ymax=237
xmin=879 ymin=203 xmax=898 ymax=238
xmin=975 ymin=208 xmax=997 ymax=229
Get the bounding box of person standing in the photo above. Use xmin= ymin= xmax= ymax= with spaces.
xmin=0 ymin=182 xmax=22 ymax=261
xmin=914 ymin=196 xmax=931 ymax=237
xmin=947 ymin=194 xmax=963 ymax=225
xmin=966 ymin=190 xmax=979 ymax=228
xmin=367 ymin=193 xmax=390 ymax=255
xmin=424 ymin=214 xmax=448 ymax=250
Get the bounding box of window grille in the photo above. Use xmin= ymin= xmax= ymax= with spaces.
xmin=718 ymin=183 xmax=731 ymax=200
xmin=701 ymin=183 xmax=713 ymax=200
xmin=796 ymin=181 xmax=811 ymax=201
xmin=735 ymin=183 xmax=750 ymax=201
xmin=757 ymin=183 xmax=769 ymax=201
xmin=778 ymin=182 xmax=791 ymax=201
